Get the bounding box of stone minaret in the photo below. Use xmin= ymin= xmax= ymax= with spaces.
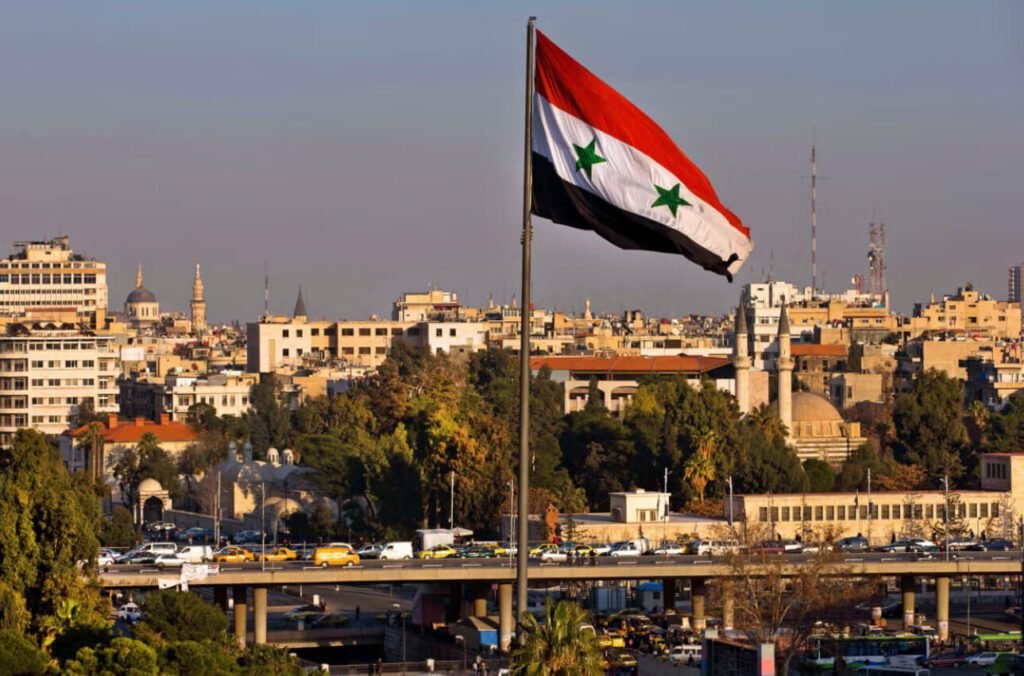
xmin=135 ymin=263 xmax=143 ymax=289
xmin=191 ymin=263 xmax=207 ymax=333
xmin=776 ymin=304 xmax=793 ymax=438
xmin=733 ymin=305 xmax=751 ymax=415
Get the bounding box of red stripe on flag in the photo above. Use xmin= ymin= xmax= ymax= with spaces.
xmin=535 ymin=30 xmax=749 ymax=239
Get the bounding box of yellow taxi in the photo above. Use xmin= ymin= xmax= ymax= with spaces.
xmin=313 ymin=545 xmax=361 ymax=568
xmin=213 ymin=547 xmax=255 ymax=564
xmin=417 ymin=544 xmax=458 ymax=560
xmin=257 ymin=547 xmax=298 ymax=562
xmin=529 ymin=542 xmax=560 ymax=557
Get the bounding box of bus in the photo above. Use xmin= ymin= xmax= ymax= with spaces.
xmin=807 ymin=635 xmax=930 ymax=670
xmin=972 ymin=632 xmax=1023 ymax=653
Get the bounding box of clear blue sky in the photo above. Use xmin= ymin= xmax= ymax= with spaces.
xmin=1 ymin=1 xmax=1021 ymax=320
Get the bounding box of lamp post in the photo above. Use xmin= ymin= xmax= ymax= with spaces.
xmin=261 ymin=482 xmax=266 ymax=572
xmin=726 ymin=477 xmax=734 ymax=528
xmin=940 ymin=475 xmax=950 ymax=562
xmin=393 ymin=603 xmax=406 ymax=673
xmin=450 ymin=471 xmax=455 ymax=530
xmin=507 ymin=480 xmax=515 ymax=568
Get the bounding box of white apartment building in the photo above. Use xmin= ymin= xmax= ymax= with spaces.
xmin=392 ymin=289 xmax=461 ymax=322
xmin=0 ymin=322 xmax=119 ymax=448
xmin=422 ymin=321 xmax=488 ymax=357
xmin=0 ymin=237 xmax=108 ymax=325
xmin=120 ymin=371 xmax=257 ymax=421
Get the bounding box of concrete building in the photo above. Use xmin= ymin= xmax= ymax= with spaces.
xmin=529 ymin=355 xmax=736 ymax=416
xmin=0 ymin=236 xmax=107 ymax=327
xmin=0 ymin=322 xmax=119 ymax=448
xmin=392 ymin=289 xmax=461 ymax=322
xmin=120 ymin=371 xmax=257 ymax=421
xmin=896 ymin=336 xmax=995 ymax=388
xmin=965 ymin=343 xmax=1024 ymax=410
xmin=730 ymin=452 xmax=1023 ymax=545
xmin=902 ymin=284 xmax=1021 ymax=341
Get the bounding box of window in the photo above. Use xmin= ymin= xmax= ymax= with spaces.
xmin=969 ymin=503 xmax=978 ymax=518
xmin=282 ymin=349 xmax=290 ymax=357
xmin=359 ymin=347 xmax=371 ymax=355
xmin=375 ymin=328 xmax=387 ymax=336
xmin=375 ymin=347 xmax=386 ymax=355
xmin=296 ymin=330 xmax=303 ymax=338
xmin=980 ymin=503 xmax=988 ymax=518
xmin=892 ymin=504 xmax=900 ymax=520
xmin=759 ymin=507 xmax=768 ymax=522
xmin=826 ymin=506 xmax=834 ymax=520
xmin=342 ymin=347 xmax=354 ymax=355
xmin=770 ymin=507 xmax=779 ymax=523
xmin=436 ymin=328 xmax=443 ymax=337
xmin=359 ymin=328 xmax=371 ymax=336
xmin=391 ymin=328 xmax=403 ymax=336
xmin=815 ymin=506 xmax=823 ymax=521
xmin=781 ymin=507 xmax=790 ymax=522
xmin=925 ymin=505 xmax=934 ymax=519
xmin=65 ymin=360 xmax=78 ymax=368
xmin=450 ymin=328 xmax=457 ymax=337
xmin=341 ymin=328 xmax=354 ymax=336
xmin=881 ymin=505 xmax=890 ymax=520
xmin=282 ymin=329 xmax=290 ymax=338
xmin=838 ymin=506 xmax=845 ymax=520
xmin=311 ymin=328 xmax=320 ymax=336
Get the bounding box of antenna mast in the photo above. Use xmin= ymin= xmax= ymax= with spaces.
xmin=263 ymin=261 xmax=270 ymax=318
xmin=811 ymin=131 xmax=817 ymax=295
xmin=868 ymin=221 xmax=887 ymax=306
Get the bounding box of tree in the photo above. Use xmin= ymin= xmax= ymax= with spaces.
xmin=112 ymin=433 xmax=182 ymax=511
xmin=735 ymin=420 xmax=808 ymax=494
xmin=727 ymin=544 xmax=871 ymax=674
xmin=245 ymin=379 xmax=292 ymax=457
xmin=803 ymin=459 xmax=835 ymax=492
xmin=65 ymin=637 xmax=159 ymax=675
xmin=892 ymin=369 xmax=968 ymax=484
xmin=75 ymin=421 xmax=106 ymax=483
xmin=136 ymin=590 xmax=227 ymax=643
xmin=511 ymin=599 xmax=602 ymax=675
xmin=682 ymin=427 xmax=717 ymax=502
xmin=160 ymin=640 xmax=239 ymax=676
xmin=836 ymin=444 xmax=890 ymax=492
xmin=986 ymin=394 xmax=1024 ymax=453
xmin=0 ymin=629 xmax=49 ymax=675
xmin=0 ymin=430 xmax=109 ymax=643
xmin=99 ymin=506 xmax=139 ymax=549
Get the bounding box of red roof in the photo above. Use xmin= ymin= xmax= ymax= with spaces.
xmin=68 ymin=417 xmax=196 ymax=444
xmin=530 ymin=355 xmax=730 ymax=373
xmin=791 ymin=344 xmax=847 ymax=358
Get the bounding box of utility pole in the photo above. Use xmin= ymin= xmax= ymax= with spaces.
xmin=726 ymin=476 xmax=734 ymax=528
xmin=214 ymin=471 xmax=221 ymax=548
xmin=261 ymin=482 xmax=266 ymax=572
xmin=941 ymin=475 xmax=950 ymax=562
xmin=449 ymin=471 xmax=455 ymax=530
xmin=811 ymin=131 xmax=817 ymax=294
xmin=867 ymin=468 xmax=872 ymax=544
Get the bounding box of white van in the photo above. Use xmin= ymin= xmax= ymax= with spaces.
xmin=669 ymin=644 xmax=702 ymax=664
xmin=131 ymin=542 xmax=178 ymax=556
xmin=177 ymin=545 xmax=213 ymax=563
xmin=379 ymin=542 xmax=414 ymax=560
xmin=690 ymin=539 xmax=739 ymax=556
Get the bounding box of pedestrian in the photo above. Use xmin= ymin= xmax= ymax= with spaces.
xmin=982 ymin=530 xmax=988 ymax=541
xmin=891 ymin=531 xmax=896 ymax=544
xmin=970 ymin=528 xmax=976 ymax=540
xmin=375 ymin=658 xmax=383 ymax=675
xmin=355 ymin=605 xmax=361 ymax=620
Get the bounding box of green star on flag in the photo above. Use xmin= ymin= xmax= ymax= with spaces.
xmin=572 ymin=138 xmax=607 ymax=179
xmin=651 ymin=183 xmax=691 ymax=217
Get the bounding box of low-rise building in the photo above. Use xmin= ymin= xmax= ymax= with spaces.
xmin=120 ymin=371 xmax=257 ymax=421
xmin=965 ymin=343 xmax=1024 ymax=410
xmin=902 ymin=284 xmax=1021 ymax=341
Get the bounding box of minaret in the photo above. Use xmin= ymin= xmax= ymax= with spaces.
xmin=584 ymin=298 xmax=592 ymax=321
xmin=733 ymin=305 xmax=751 ymax=415
xmin=776 ymin=304 xmax=794 ymax=438
xmin=293 ymin=286 xmax=307 ymax=322
xmin=191 ymin=263 xmax=207 ymax=333
xmin=136 ymin=263 xmax=144 ymax=289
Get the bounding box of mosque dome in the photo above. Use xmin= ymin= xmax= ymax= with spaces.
xmin=127 ymin=287 xmax=157 ymax=304
xmin=138 ymin=478 xmax=163 ymax=493
xmin=790 ymin=392 xmax=844 ymax=423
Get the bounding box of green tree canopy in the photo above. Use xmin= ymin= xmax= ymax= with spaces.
xmin=0 ymin=628 xmax=49 ymax=675
xmin=892 ymin=369 xmax=968 ymax=484
xmin=511 ymin=600 xmax=602 ymax=675
xmin=136 ymin=590 xmax=228 ymax=643
xmin=803 ymin=459 xmax=836 ymax=493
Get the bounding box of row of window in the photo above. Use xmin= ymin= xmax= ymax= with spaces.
xmin=0 ymin=262 xmax=99 ymax=270
xmin=985 ymin=463 xmax=1009 ymax=480
xmin=1 ymin=341 xmax=105 ymax=351
xmin=757 ymin=501 xmax=1000 ymax=523
xmin=29 ymin=378 xmax=96 ymax=387
xmin=30 ymin=360 xmax=96 ymax=369
xmin=30 ymin=415 xmax=69 ymax=425
xmin=0 ymin=273 xmax=98 ymax=284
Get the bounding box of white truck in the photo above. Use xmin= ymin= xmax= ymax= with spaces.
xmin=416 ymin=529 xmax=455 ymax=552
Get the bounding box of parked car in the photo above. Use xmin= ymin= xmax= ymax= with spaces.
xmin=176 ymin=545 xmax=213 ymax=563
xmin=117 ymin=602 xmax=142 ymax=623
xmin=944 ymin=536 xmax=978 ymax=551
xmin=669 ymin=644 xmax=702 ymax=664
xmin=653 ymin=544 xmax=685 ymax=556
xmin=357 ymin=544 xmax=384 ymax=559
xmin=609 ymin=542 xmax=642 ymax=557
xmin=213 ymin=547 xmax=255 ymax=564
xmin=99 ymin=548 xmax=123 ymax=563
xmin=591 ymin=543 xmax=613 ymax=556
xmin=923 ymin=652 xmax=967 ymax=668
xmin=879 ymin=538 xmax=937 ymax=553
xmin=965 ymin=652 xmax=1003 ymax=666
xmin=834 ymin=536 xmax=869 ymax=552
xmin=687 ymin=539 xmax=740 ymax=556
xmin=529 ymin=543 xmax=561 ymax=558
xmin=418 ymin=544 xmax=458 ymax=560
xmin=969 ymin=538 xmax=1015 ymax=551
xmin=782 ymin=540 xmax=803 ymax=553
xmin=541 ymin=545 xmax=594 ymax=561
xmin=121 ymin=551 xmax=159 ymax=565
xmin=258 ymin=547 xmax=298 ymax=562
xmin=311 ymin=613 xmax=349 ymax=629
xmin=126 ymin=542 xmax=178 ymax=557
xmin=97 ymin=550 xmax=117 ymax=568
xmin=232 ymin=530 xmax=262 ymax=545
xmin=750 ymin=540 xmax=786 ymax=555
xmin=176 ymin=527 xmax=209 ymax=542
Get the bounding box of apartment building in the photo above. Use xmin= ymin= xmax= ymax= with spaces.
xmin=902 ymin=284 xmax=1021 ymax=341
xmin=0 ymin=322 xmax=119 ymax=447
xmin=120 ymin=371 xmax=258 ymax=421
xmin=392 ymin=289 xmax=461 ymax=321
xmin=0 ymin=237 xmax=108 ymax=326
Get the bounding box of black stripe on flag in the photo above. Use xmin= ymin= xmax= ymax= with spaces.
xmin=531 ymin=153 xmax=738 ymax=280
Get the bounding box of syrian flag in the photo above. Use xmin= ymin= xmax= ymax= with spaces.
xmin=531 ymin=31 xmax=753 ymax=280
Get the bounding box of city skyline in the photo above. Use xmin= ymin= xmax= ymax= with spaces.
xmin=2 ymin=1 xmax=1022 ymax=321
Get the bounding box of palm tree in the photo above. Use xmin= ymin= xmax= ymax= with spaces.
xmin=76 ymin=422 xmax=105 ymax=482
xmin=683 ymin=427 xmax=718 ymax=502
xmin=511 ymin=599 xmax=602 ymax=675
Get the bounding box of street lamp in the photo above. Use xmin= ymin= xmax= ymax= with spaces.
xmin=392 ymin=603 xmax=406 ymax=673
xmin=507 ymin=480 xmax=515 ymax=568
xmin=939 ymin=475 xmax=950 ymax=562
xmin=726 ymin=477 xmax=734 ymax=528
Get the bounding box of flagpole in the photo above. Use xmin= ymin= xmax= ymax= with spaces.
xmin=516 ymin=15 xmax=537 ymax=636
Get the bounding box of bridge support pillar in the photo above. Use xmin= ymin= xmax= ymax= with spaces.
xmin=447 ymin=583 xmax=463 ymax=622
xmin=935 ymin=576 xmax=950 ymax=642
xmin=499 ymin=583 xmax=513 ymax=653
xmin=253 ymin=586 xmax=268 ymax=646
xmin=721 ymin=580 xmax=735 ymax=631
xmin=662 ymin=578 xmax=677 ymax=614
xmin=233 ymin=586 xmax=248 ymax=649
xmin=214 ymin=586 xmax=228 ymax=613
xmin=900 ymin=575 xmax=915 ymax=629
xmin=691 ymin=578 xmax=707 ymax=632
xmin=471 ymin=583 xmax=488 ymax=618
